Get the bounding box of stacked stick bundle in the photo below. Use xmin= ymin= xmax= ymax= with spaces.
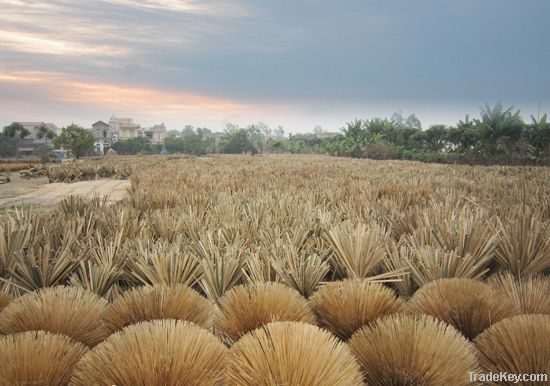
xmin=0 ymin=155 xmax=549 ymax=385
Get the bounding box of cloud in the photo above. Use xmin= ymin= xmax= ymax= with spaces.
xmin=0 ymin=68 xmax=255 ymax=120
xmin=102 ymin=0 xmax=249 ymax=16
xmin=0 ymin=0 xmax=549 ymax=131
xmin=0 ymin=29 xmax=129 ymax=56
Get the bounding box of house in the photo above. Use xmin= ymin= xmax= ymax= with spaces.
xmin=16 ymin=122 xmax=59 ymax=155
xmin=143 ymin=123 xmax=166 ymax=144
xmin=109 ymin=116 xmax=142 ymax=140
xmin=91 ymin=120 xmax=117 ymax=154
xmin=107 ymin=116 xmax=166 ymax=144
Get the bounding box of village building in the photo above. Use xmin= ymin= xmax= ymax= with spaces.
xmin=16 ymin=122 xmax=60 ymax=155
xmin=107 ymin=116 xmax=166 ymax=144
xmin=91 ymin=120 xmax=117 ymax=154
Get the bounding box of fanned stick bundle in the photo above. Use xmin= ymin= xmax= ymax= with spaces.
xmin=349 ymin=314 xmax=479 ymax=386
xmin=102 ymin=284 xmax=212 ymax=333
xmin=214 ymin=282 xmax=316 ymax=341
xmin=0 ymin=286 xmax=108 ymax=346
xmin=0 ymin=331 xmax=87 ymax=386
xmin=309 ymin=279 xmax=404 ymax=340
xmin=475 ymin=314 xmax=550 ymax=386
xmin=71 ymin=319 xmax=227 ymax=386
xmin=226 ymin=321 xmax=364 ymax=386
xmin=487 ymin=271 xmax=550 ymax=314
xmin=406 ymin=278 xmax=519 ymax=339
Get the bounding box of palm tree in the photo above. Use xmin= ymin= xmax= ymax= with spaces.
xmin=478 ymin=102 xmax=524 ymax=154
xmin=523 ymin=113 xmax=550 ymax=157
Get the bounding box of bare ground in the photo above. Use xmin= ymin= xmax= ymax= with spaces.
xmin=0 ymin=178 xmax=130 ymax=207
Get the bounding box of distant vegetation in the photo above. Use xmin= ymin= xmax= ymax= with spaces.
xmin=334 ymin=104 xmax=550 ymax=165
xmin=2 ymin=103 xmax=549 ymax=164
xmin=161 ymin=103 xmax=550 ymax=164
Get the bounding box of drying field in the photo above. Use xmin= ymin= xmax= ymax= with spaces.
xmin=0 ymin=155 xmax=549 ymax=385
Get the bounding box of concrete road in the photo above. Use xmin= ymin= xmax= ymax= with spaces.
xmin=0 ymin=179 xmax=131 ymax=207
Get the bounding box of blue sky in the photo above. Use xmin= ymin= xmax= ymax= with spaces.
xmin=0 ymin=0 xmax=548 ymax=132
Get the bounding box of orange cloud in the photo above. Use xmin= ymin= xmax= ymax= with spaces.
xmin=0 ymin=69 xmax=252 ymax=119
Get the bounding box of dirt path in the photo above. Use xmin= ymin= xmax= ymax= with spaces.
xmin=0 ymin=179 xmax=131 ymax=207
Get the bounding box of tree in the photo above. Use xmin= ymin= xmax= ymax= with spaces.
xmin=313 ymin=125 xmax=324 ymax=135
xmin=424 ymin=125 xmax=448 ymax=152
xmin=390 ymin=111 xmax=405 ymax=127
xmin=220 ymin=128 xmax=253 ymax=154
xmin=340 ymin=120 xmax=367 ymax=158
xmin=0 ymin=134 xmax=18 ymax=157
xmin=3 ymin=122 xmax=30 ymax=139
xmin=182 ymin=132 xmax=208 ymax=155
xmin=246 ymin=124 xmax=266 ymax=154
xmin=274 ymin=126 xmax=285 ymax=138
xmin=36 ymin=123 xmax=57 ymax=143
xmin=523 ymin=114 xmax=550 ymax=158
xmin=181 ymin=125 xmax=195 ymax=136
xmin=166 ymin=129 xmax=181 ymax=139
xmin=164 ymin=131 xmax=208 ymax=155
xmin=405 ymin=114 xmax=422 ymax=130
xmin=54 ymin=123 xmax=95 ymax=159
xmin=112 ymin=137 xmax=154 ymax=155
xmin=477 ymin=102 xmax=524 ymax=154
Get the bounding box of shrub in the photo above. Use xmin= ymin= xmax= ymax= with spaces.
xmin=102 ymin=284 xmax=213 ymax=334
xmin=349 ymin=314 xmax=479 ymax=385
xmin=309 ymin=280 xmax=404 ymax=340
xmin=475 ymin=314 xmax=550 ymax=386
xmin=214 ymin=282 xmax=316 ymax=341
xmin=71 ymin=319 xmax=227 ymax=386
xmin=0 ymin=286 xmax=108 ymax=346
xmin=406 ymin=278 xmax=519 ymax=339
xmin=0 ymin=331 xmax=87 ymax=385
xmin=226 ymin=321 xmax=364 ymax=386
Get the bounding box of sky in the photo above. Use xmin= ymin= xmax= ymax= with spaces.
xmin=0 ymin=0 xmax=549 ymax=133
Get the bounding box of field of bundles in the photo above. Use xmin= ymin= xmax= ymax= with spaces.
xmin=44 ymin=157 xmax=137 ymax=182
xmin=0 ymin=155 xmax=549 ymax=385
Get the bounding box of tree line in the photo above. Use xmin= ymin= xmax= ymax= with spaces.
xmin=2 ymin=103 xmax=549 ymax=164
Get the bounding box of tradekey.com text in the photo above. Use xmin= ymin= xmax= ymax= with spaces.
xmin=469 ymin=371 xmax=548 ymax=383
